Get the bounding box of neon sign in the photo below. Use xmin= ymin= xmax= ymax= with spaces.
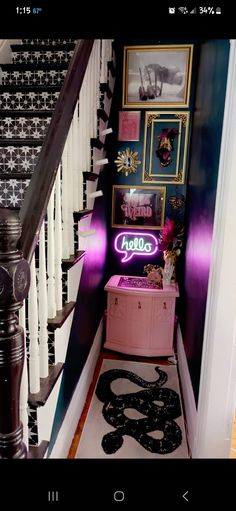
xmin=114 ymin=232 xmax=158 ymax=263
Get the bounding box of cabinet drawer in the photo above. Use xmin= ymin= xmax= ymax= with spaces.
xmin=153 ymin=298 xmax=175 ymax=322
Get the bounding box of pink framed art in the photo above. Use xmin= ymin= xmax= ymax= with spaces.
xmin=118 ymin=111 xmax=141 ymax=141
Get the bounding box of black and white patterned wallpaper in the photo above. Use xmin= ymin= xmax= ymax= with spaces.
xmin=28 ymin=405 xmax=38 ymax=446
xmin=0 ymin=91 xmax=59 ymax=111
xmin=22 ymin=39 xmax=77 ymax=46
xmin=1 ymin=69 xmax=67 ymax=87
xmin=0 ymin=146 xmax=41 ymax=174
xmin=0 ymin=116 xmax=51 ymax=139
xmin=0 ymin=178 xmax=30 ymax=207
xmin=12 ymin=50 xmax=74 ymax=65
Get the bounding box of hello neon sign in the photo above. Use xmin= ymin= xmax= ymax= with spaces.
xmin=114 ymin=232 xmax=158 ymax=263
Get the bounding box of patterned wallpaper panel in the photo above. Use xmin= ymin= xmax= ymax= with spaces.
xmin=12 ymin=50 xmax=74 ymax=65
xmin=1 ymin=69 xmax=67 ymax=86
xmin=0 ymin=178 xmax=30 ymax=207
xmin=0 ymin=91 xmax=59 ymax=111
xmin=0 ymin=145 xmax=41 ymax=173
xmin=22 ymin=39 xmax=77 ymax=45
xmin=0 ymin=116 xmax=51 ymax=139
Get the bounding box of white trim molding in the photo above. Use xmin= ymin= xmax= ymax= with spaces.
xmin=176 ymin=324 xmax=197 ymax=456
xmin=193 ymin=39 xmax=236 ymax=458
xmin=49 ymin=316 xmax=104 ymax=458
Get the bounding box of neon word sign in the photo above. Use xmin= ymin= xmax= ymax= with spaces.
xmin=114 ymin=232 xmax=158 ymax=263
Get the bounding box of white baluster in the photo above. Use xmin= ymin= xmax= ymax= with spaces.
xmin=47 ymin=185 xmax=56 ymax=318
xmin=62 ymin=141 xmax=70 ymax=258
xmin=72 ymin=108 xmax=79 ymax=212
xmin=19 ymin=301 xmax=29 ymax=449
xmin=29 ymin=253 xmax=40 ymax=394
xmin=67 ymin=125 xmax=75 ymax=256
xmin=77 ymin=99 xmax=84 ymax=211
xmin=55 ymin=168 xmax=63 ymax=311
xmin=39 ymin=220 xmax=49 ymax=378
xmin=101 ymin=39 xmax=106 ymax=83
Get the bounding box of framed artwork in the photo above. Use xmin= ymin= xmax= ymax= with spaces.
xmin=122 ymin=44 xmax=193 ymax=108
xmin=112 ymin=185 xmax=166 ymax=230
xmin=118 ymin=111 xmax=141 ymax=141
xmin=142 ymin=111 xmax=190 ymax=184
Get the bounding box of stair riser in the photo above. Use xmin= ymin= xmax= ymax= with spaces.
xmin=0 ymin=178 xmax=30 ymax=207
xmin=0 ymin=145 xmax=41 ymax=174
xmin=0 ymin=91 xmax=59 ymax=111
xmin=12 ymin=50 xmax=74 ymax=65
xmin=1 ymin=69 xmax=67 ymax=86
xmin=0 ymin=117 xmax=51 ymax=139
xmin=22 ymin=39 xmax=76 ymax=45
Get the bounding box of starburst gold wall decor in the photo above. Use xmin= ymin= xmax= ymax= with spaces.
xmin=114 ymin=148 xmax=141 ymax=177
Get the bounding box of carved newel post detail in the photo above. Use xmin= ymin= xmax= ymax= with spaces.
xmin=0 ymin=208 xmax=30 ymax=458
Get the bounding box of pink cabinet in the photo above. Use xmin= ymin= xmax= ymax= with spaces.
xmin=104 ymin=275 xmax=179 ymax=357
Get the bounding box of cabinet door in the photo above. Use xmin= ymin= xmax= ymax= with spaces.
xmin=126 ymin=295 xmax=151 ymax=348
xmin=151 ymin=297 xmax=175 ymax=351
xmin=107 ymin=293 xmax=128 ymax=343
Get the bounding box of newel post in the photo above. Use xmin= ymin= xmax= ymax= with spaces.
xmin=0 ymin=208 xmax=30 ymax=458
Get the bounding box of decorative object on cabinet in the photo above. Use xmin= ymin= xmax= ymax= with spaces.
xmin=143 ymin=263 xmax=163 ymax=285
xmin=159 ymin=218 xmax=184 ymax=283
xmin=123 ymin=44 xmax=193 ymax=108
xmin=142 ymin=111 xmax=190 ymax=184
xmin=118 ymin=111 xmax=141 ymax=141
xmin=114 ymin=147 xmax=141 ymax=176
xmin=112 ymin=185 xmax=165 ymax=230
xmin=75 ymin=359 xmax=189 ymax=458
xmin=104 ymin=274 xmax=179 ymax=357
xmin=114 ymin=231 xmax=158 ymax=263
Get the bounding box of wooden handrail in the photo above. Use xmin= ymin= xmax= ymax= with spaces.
xmin=18 ymin=39 xmax=94 ymax=263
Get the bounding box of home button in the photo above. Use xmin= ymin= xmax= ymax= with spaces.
xmin=114 ymin=490 xmax=125 ymax=502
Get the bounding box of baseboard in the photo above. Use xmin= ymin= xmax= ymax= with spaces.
xmin=49 ymin=316 xmax=104 ymax=458
xmin=176 ymin=324 xmax=197 ymax=456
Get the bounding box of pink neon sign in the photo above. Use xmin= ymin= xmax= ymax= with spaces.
xmin=114 ymin=232 xmax=158 ymax=263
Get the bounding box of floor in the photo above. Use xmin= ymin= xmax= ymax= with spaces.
xmin=230 ymin=412 xmax=236 ymax=458
xmin=68 ymin=349 xmax=185 ymax=459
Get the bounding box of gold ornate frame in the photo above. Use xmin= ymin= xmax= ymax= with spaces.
xmin=142 ymin=111 xmax=190 ymax=184
xmin=123 ymin=44 xmax=193 ymax=109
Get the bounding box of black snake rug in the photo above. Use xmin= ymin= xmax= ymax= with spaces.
xmin=95 ymin=366 xmax=182 ymax=455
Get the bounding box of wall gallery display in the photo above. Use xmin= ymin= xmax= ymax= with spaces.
xmin=118 ymin=111 xmax=141 ymax=141
xmin=112 ymin=185 xmax=166 ymax=230
xmin=122 ymin=44 xmax=193 ymax=108
xmin=142 ymin=111 xmax=190 ymax=184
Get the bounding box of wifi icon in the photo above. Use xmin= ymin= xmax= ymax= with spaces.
xmin=178 ymin=6 xmax=188 ymax=14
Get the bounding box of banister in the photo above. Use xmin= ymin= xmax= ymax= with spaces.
xmin=18 ymin=39 xmax=94 ymax=263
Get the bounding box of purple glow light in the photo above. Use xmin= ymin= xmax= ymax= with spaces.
xmin=114 ymin=231 xmax=158 ymax=263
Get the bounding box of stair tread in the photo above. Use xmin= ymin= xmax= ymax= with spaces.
xmin=28 ymin=440 xmax=49 ymax=459
xmin=0 ymin=85 xmax=61 ymax=92
xmin=0 ymin=140 xmax=43 ymax=146
xmin=28 ymin=363 xmax=64 ymax=407
xmin=83 ymin=171 xmax=100 ymax=181
xmin=0 ymin=172 xmax=33 ymax=179
xmin=62 ymin=250 xmax=85 ymax=268
xmin=48 ymin=301 xmax=76 ymax=331
xmin=1 ymin=63 xmax=70 ymax=71
xmin=11 ymin=43 xmax=76 ymax=52
xmin=0 ymin=111 xmax=53 ymax=118
xmin=73 ymin=209 xmax=93 ymax=221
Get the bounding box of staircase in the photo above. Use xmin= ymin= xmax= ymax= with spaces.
xmin=0 ymin=39 xmax=115 ymax=458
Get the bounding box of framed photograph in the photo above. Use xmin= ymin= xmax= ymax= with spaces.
xmin=123 ymin=44 xmax=193 ymax=108
xmin=112 ymin=185 xmax=166 ymax=230
xmin=142 ymin=111 xmax=190 ymax=184
xmin=118 ymin=111 xmax=141 ymax=141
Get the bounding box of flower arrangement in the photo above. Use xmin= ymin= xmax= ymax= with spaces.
xmin=143 ymin=218 xmax=184 ymax=285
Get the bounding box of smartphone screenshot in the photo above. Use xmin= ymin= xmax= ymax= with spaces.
xmin=0 ymin=2 xmax=235 ymax=507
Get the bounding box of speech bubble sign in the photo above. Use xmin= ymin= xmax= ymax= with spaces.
xmin=114 ymin=231 xmax=158 ymax=263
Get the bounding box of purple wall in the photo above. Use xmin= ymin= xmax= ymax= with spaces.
xmin=179 ymin=40 xmax=229 ymax=403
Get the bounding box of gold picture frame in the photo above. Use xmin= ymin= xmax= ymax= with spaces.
xmin=112 ymin=185 xmax=166 ymax=230
xmin=142 ymin=111 xmax=190 ymax=184
xmin=123 ymin=44 xmax=193 ymax=108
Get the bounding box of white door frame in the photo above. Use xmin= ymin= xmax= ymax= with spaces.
xmin=193 ymin=39 xmax=236 ymax=458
